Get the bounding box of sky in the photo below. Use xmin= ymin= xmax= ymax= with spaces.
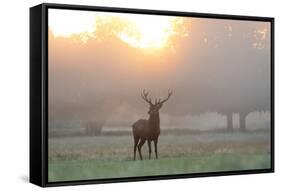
xmin=48 ymin=9 xmax=271 ymax=129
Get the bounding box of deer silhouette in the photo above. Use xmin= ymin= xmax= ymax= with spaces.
xmin=132 ymin=90 xmax=173 ymax=160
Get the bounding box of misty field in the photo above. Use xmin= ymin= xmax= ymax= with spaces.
xmin=48 ymin=129 xmax=271 ymax=182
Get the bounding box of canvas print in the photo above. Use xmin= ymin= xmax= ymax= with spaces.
xmin=48 ymin=9 xmax=272 ymax=182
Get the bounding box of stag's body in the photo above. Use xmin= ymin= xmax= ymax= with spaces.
xmin=132 ymin=90 xmax=172 ymax=160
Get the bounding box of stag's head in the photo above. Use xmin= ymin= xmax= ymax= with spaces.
xmin=141 ymin=90 xmax=173 ymax=116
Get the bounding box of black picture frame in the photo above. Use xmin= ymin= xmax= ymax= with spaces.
xmin=30 ymin=3 xmax=275 ymax=187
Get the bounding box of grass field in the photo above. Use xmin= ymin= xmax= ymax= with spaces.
xmin=48 ymin=130 xmax=271 ymax=182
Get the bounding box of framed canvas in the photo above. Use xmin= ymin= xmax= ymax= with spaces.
xmin=30 ymin=3 xmax=274 ymax=187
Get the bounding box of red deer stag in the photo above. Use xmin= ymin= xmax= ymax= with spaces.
xmin=132 ymin=90 xmax=173 ymax=160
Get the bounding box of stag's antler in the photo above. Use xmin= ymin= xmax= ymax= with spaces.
xmin=141 ymin=90 xmax=153 ymax=106
xmin=158 ymin=90 xmax=173 ymax=105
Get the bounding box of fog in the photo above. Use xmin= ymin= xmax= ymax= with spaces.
xmin=48 ymin=16 xmax=271 ymax=130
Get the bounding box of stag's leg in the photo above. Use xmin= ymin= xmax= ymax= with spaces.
xmin=153 ymin=139 xmax=158 ymax=159
xmin=147 ymin=140 xmax=152 ymax=160
xmin=133 ymin=137 xmax=139 ymax=160
xmin=137 ymin=138 xmax=146 ymax=160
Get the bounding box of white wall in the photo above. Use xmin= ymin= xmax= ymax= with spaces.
xmin=0 ymin=0 xmax=279 ymax=190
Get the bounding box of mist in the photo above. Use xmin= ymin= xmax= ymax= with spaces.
xmin=48 ymin=16 xmax=271 ymax=131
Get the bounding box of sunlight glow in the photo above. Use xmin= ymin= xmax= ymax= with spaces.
xmin=49 ymin=9 xmax=96 ymax=37
xmin=117 ymin=14 xmax=175 ymax=49
xmin=49 ymin=9 xmax=185 ymax=50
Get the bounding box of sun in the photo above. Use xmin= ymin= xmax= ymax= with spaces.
xmin=49 ymin=9 xmax=185 ymax=50
xmin=116 ymin=14 xmax=176 ymax=49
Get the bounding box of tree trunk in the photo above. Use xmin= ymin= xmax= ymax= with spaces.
xmin=85 ymin=121 xmax=104 ymax=136
xmin=226 ymin=113 xmax=233 ymax=131
xmin=239 ymin=112 xmax=247 ymax=131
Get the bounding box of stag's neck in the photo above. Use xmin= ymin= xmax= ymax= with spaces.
xmin=148 ymin=113 xmax=160 ymax=130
